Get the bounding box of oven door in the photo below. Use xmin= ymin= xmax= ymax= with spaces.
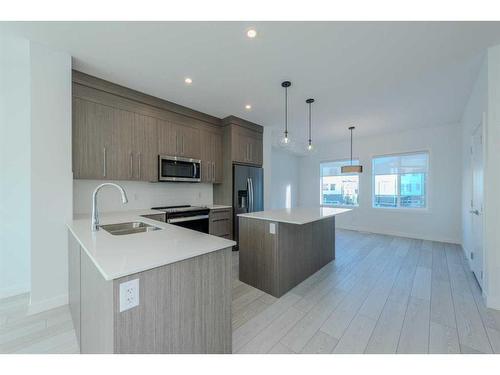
xmin=167 ymin=215 xmax=209 ymax=233
xmin=159 ymin=155 xmax=201 ymax=182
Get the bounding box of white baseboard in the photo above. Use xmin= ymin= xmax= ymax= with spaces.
xmin=485 ymin=291 xmax=500 ymax=311
xmin=336 ymin=224 xmax=461 ymax=245
xmin=0 ymin=284 xmax=30 ymax=300
xmin=28 ymin=293 xmax=68 ymax=315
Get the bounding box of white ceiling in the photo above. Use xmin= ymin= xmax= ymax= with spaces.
xmin=2 ymin=21 xmax=500 ymax=148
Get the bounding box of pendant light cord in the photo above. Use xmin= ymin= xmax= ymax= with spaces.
xmin=350 ymin=127 xmax=353 ymax=166
xmin=285 ymin=86 xmax=288 ymax=136
xmin=308 ymin=101 xmax=312 ymax=143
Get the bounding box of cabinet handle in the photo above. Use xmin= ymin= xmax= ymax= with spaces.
xmin=212 ymin=162 xmax=216 ymax=182
xmin=250 ymin=144 xmax=253 ymax=161
xmin=207 ymin=161 xmax=211 ymax=182
xmin=138 ymin=152 xmax=141 ymax=179
xmin=103 ymin=147 xmax=107 ymax=177
xmin=129 ymin=152 xmax=133 ymax=177
xmin=182 ymin=135 xmax=185 ymax=155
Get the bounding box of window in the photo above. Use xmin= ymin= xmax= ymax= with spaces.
xmin=372 ymin=152 xmax=429 ymax=209
xmin=320 ymin=160 xmax=360 ymax=206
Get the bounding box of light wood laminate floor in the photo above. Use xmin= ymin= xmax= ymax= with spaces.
xmin=2 ymin=230 xmax=500 ymax=354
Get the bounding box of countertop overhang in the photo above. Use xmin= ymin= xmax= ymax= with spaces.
xmin=67 ymin=209 xmax=236 ymax=281
xmin=237 ymin=206 xmax=351 ymax=225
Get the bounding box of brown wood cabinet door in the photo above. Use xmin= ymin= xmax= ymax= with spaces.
xmin=177 ymin=124 xmax=201 ymax=159
xmin=231 ymin=130 xmax=248 ymax=164
xmin=133 ymin=114 xmax=158 ymax=182
xmin=213 ymin=132 xmax=223 ymax=183
xmin=72 ymin=98 xmax=112 ymax=179
xmin=157 ymin=119 xmax=177 ymax=156
xmin=109 ymin=109 xmax=134 ymax=180
xmin=200 ymin=129 xmax=212 ymax=183
xmin=250 ymin=135 xmax=263 ymax=166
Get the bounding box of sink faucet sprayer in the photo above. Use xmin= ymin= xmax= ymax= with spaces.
xmin=91 ymin=183 xmax=128 ymax=232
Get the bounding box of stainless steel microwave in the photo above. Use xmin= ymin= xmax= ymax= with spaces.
xmin=158 ymin=155 xmax=201 ymax=182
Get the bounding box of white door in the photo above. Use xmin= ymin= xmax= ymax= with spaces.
xmin=471 ymin=122 xmax=484 ymax=288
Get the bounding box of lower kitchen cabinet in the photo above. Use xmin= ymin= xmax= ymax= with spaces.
xmin=68 ymin=231 xmax=232 ymax=354
xmin=209 ymin=208 xmax=232 ymax=238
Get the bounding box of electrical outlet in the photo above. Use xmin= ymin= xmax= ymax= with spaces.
xmin=119 ymin=278 xmax=140 ymax=312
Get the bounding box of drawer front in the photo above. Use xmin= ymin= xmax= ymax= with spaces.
xmin=209 ymin=209 xmax=231 ymax=222
xmin=209 ymin=219 xmax=231 ymax=237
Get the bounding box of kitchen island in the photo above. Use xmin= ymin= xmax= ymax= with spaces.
xmin=237 ymin=207 xmax=350 ymax=298
xmin=67 ymin=210 xmax=235 ymax=354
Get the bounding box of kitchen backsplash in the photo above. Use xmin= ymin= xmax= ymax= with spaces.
xmin=73 ymin=180 xmax=213 ymax=215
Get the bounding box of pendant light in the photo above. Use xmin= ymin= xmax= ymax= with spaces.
xmin=341 ymin=126 xmax=363 ymax=173
xmin=306 ymin=98 xmax=314 ymax=151
xmin=280 ymin=81 xmax=291 ymax=145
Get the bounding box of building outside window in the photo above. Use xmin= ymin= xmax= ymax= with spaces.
xmin=320 ymin=159 xmax=360 ymax=206
xmin=372 ymin=152 xmax=429 ymax=209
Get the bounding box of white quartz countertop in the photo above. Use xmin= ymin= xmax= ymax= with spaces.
xmin=67 ymin=209 xmax=236 ymax=281
xmin=237 ymin=207 xmax=351 ymax=225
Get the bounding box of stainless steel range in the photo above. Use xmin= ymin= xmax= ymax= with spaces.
xmin=151 ymin=205 xmax=210 ymax=233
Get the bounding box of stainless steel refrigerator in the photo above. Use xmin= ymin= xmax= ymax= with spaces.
xmin=233 ymin=164 xmax=264 ymax=249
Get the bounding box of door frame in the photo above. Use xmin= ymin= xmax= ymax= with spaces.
xmin=470 ymin=119 xmax=485 ymax=289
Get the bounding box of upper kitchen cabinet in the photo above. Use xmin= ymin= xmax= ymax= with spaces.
xmin=72 ymin=71 xmax=225 ymax=182
xmin=157 ymin=120 xmax=201 ymax=160
xmin=224 ymin=117 xmax=263 ymax=166
xmin=200 ymin=128 xmax=223 ymax=183
xmin=73 ymin=98 xmax=158 ymax=182
xmin=73 ymin=98 xmax=112 ymax=180
xmin=133 ymin=114 xmax=158 ymax=182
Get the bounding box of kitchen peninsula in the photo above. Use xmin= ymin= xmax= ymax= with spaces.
xmin=67 ymin=210 xmax=235 ymax=354
xmin=238 ymin=207 xmax=351 ymax=298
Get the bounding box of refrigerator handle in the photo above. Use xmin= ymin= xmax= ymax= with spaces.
xmin=249 ymin=178 xmax=254 ymax=212
xmin=246 ymin=178 xmax=251 ymax=211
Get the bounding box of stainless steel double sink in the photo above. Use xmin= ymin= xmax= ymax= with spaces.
xmin=100 ymin=221 xmax=162 ymax=236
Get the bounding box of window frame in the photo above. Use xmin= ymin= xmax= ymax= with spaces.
xmin=371 ymin=150 xmax=431 ymax=212
xmin=319 ymin=158 xmax=361 ymax=208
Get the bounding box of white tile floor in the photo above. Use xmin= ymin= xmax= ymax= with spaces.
xmin=2 ymin=229 xmax=499 ymax=354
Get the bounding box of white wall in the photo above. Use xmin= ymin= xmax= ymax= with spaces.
xmin=461 ymin=55 xmax=487 ymax=274
xmin=74 ymin=180 xmax=213 ymax=215
xmin=28 ymin=43 xmax=72 ymax=314
xmin=0 ymin=36 xmax=31 ymax=299
xmin=299 ymin=123 xmax=462 ymax=243
xmin=269 ymin=147 xmax=300 ymax=209
xmin=484 ymin=45 xmax=500 ymax=309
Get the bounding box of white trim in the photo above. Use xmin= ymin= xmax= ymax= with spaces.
xmin=336 ymin=224 xmax=461 ymax=245
xmin=28 ymin=293 xmax=68 ymax=315
xmin=0 ymin=284 xmax=30 ymax=300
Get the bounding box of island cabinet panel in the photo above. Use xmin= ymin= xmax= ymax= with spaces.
xmin=112 ymin=247 xmax=232 ymax=354
xmin=80 ymin=247 xmax=115 ymax=354
xmin=238 ymin=217 xmax=335 ymax=298
xmin=238 ymin=218 xmax=279 ymax=296
xmin=278 ymin=217 xmax=335 ymax=295
xmin=68 ymin=232 xmax=81 ymax=349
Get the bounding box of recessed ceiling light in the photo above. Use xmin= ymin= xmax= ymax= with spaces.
xmin=184 ymin=77 xmax=193 ymax=85
xmin=246 ymin=29 xmax=257 ymax=39
xmin=245 ymin=104 xmax=252 ymax=110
